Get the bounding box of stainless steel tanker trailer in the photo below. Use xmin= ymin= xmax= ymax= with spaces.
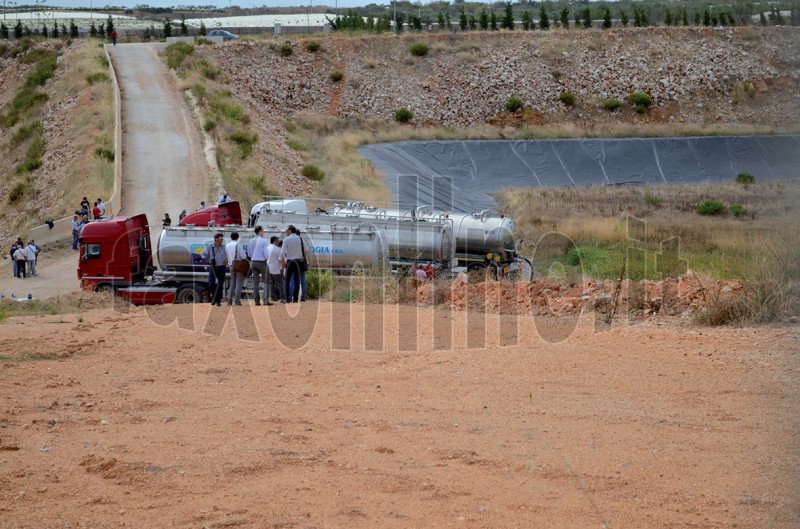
xmin=250 ymin=198 xmax=532 ymax=279
xmin=250 ymin=204 xmax=455 ymax=268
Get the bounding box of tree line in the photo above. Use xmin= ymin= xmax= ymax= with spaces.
xmin=330 ymin=1 xmax=800 ymax=33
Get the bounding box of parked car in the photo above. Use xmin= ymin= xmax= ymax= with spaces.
xmin=207 ymin=30 xmax=239 ymax=41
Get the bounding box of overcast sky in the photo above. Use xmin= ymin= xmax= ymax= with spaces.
xmin=11 ymin=1 xmax=382 ymax=9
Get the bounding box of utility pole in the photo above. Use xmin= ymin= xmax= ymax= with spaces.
xmin=393 ymin=0 xmax=397 ymax=33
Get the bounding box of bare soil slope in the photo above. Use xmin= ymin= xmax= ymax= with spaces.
xmin=1 ymin=303 xmax=798 ymax=528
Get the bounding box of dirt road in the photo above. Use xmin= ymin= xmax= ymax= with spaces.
xmin=109 ymin=43 xmax=210 ymax=226
xmin=0 ymin=303 xmax=797 ymax=528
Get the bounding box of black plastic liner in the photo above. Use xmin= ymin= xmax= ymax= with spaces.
xmin=358 ymin=135 xmax=800 ymax=212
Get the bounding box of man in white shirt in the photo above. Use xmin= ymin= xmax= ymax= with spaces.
xmin=97 ymin=198 xmax=106 ymax=217
xmin=71 ymin=215 xmax=81 ymax=250
xmin=217 ymin=192 xmax=230 ymax=205
xmin=280 ymin=225 xmax=304 ymax=303
xmin=248 ymin=226 xmax=272 ymax=306
xmin=25 ymin=240 xmax=39 ymax=277
xmin=266 ymin=236 xmax=284 ymax=303
xmin=225 ymin=232 xmax=249 ymax=306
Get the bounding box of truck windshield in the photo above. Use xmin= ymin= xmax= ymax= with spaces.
xmin=83 ymin=244 xmax=101 ymax=260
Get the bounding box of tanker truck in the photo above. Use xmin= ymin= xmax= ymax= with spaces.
xmin=77 ymin=209 xmax=388 ymax=304
xmin=250 ymin=198 xmax=533 ymax=280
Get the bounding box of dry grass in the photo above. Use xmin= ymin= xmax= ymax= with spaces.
xmin=495 ymin=180 xmax=800 ymax=321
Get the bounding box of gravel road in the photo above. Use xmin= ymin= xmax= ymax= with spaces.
xmin=109 ymin=43 xmax=210 ymax=226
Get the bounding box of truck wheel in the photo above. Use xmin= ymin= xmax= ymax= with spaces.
xmin=176 ymin=285 xmax=202 ymax=304
xmin=95 ymin=283 xmax=116 ymax=295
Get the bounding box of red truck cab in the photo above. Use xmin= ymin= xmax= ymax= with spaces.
xmin=77 ymin=215 xmax=152 ymax=292
xmin=179 ymin=201 xmax=242 ymax=227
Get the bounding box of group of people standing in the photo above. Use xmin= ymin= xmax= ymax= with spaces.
xmin=9 ymin=238 xmax=41 ymax=279
xmin=75 ymin=196 xmax=107 ymax=222
xmin=200 ymin=224 xmax=307 ymax=307
xmin=71 ymin=196 xmax=108 ymax=250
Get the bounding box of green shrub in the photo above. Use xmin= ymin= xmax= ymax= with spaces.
xmin=559 ymin=91 xmax=577 ymax=107
xmin=644 ymin=191 xmax=662 ymax=207
xmin=335 ymin=288 xmax=361 ymax=302
xmin=164 ymin=42 xmax=194 ymax=69
xmin=8 ymin=181 xmax=32 ymax=203
xmin=409 ymin=42 xmax=429 ymax=56
xmin=305 ymin=40 xmax=321 ymax=52
xmin=301 ymin=164 xmax=326 ymax=181
xmin=697 ymin=200 xmax=727 ymax=216
xmin=16 ymin=158 xmax=42 ymax=174
xmin=96 ymin=54 xmax=110 ymax=68
xmin=211 ymin=98 xmax=246 ymax=122
xmin=202 ymin=118 xmax=217 ymax=132
xmin=394 ymin=107 xmax=413 ymax=123
xmin=245 ymin=174 xmax=268 ymax=194
xmin=94 ymin=147 xmax=115 ymax=162
xmin=10 ymin=120 xmax=43 ymax=146
xmin=227 ymin=131 xmax=258 ymax=159
xmin=565 ymin=246 xmax=612 ymax=277
xmin=18 ymin=47 xmax=55 ymax=65
xmin=284 ymin=118 xmax=297 ymax=133
xmin=736 ymin=172 xmax=756 ymax=187
xmin=279 ymin=43 xmax=293 ymax=57
xmin=197 ymin=59 xmax=221 ymax=80
xmin=740 ymin=81 xmax=756 ymax=98
xmin=628 ymin=92 xmax=653 ymax=113
xmin=86 ymin=71 xmax=110 ymax=84
xmin=728 ymin=204 xmax=749 ymax=217
xmin=286 ymin=138 xmax=308 ymax=151
xmin=329 ymin=70 xmax=344 ymax=82
xmin=0 ymin=91 xmax=48 ymax=128
xmin=505 ymin=95 xmax=524 ymax=112
xmin=26 ymin=136 xmax=45 ymax=160
xmin=191 ymin=82 xmax=207 ymax=100
xmin=603 ymin=98 xmax=622 ymax=111
xmin=196 ymin=38 xmax=213 ymax=45
xmin=306 ymin=270 xmax=334 ymax=299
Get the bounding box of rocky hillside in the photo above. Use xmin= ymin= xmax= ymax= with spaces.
xmin=0 ymin=39 xmax=115 ymax=247
xmin=207 ymin=27 xmax=800 ymax=128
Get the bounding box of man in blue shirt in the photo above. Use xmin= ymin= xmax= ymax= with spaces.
xmin=200 ymin=233 xmax=227 ymax=306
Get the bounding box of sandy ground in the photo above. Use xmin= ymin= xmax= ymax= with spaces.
xmin=0 ymin=302 xmax=798 ymax=528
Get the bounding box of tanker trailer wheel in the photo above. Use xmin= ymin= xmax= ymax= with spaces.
xmin=176 ymin=284 xmax=204 ymax=304
xmin=466 ymin=263 xmax=492 ymax=282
